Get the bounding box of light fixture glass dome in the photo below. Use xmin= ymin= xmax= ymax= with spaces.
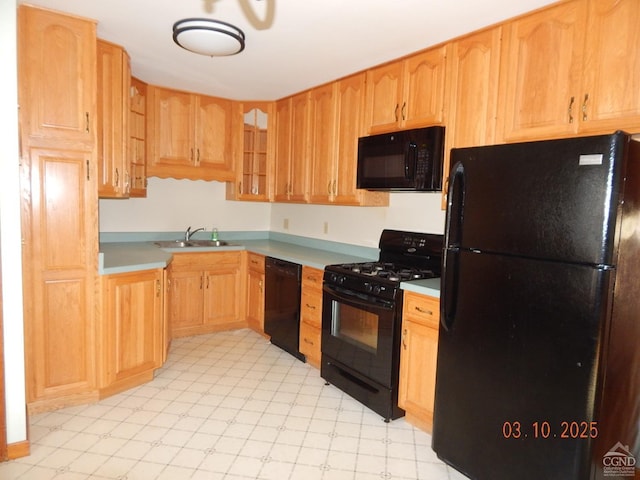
xmin=173 ymin=18 xmax=246 ymax=56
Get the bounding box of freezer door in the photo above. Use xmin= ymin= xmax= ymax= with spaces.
xmin=447 ymin=132 xmax=628 ymax=265
xmin=434 ymin=250 xmax=612 ymax=480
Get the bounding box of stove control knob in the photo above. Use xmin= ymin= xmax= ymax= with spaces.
xmin=364 ymin=282 xmax=373 ymax=293
xmin=372 ymin=285 xmax=382 ymax=295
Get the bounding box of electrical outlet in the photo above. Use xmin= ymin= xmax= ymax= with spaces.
xmin=323 ymin=221 xmax=329 ymax=234
xmin=283 ymin=218 xmax=289 ymax=230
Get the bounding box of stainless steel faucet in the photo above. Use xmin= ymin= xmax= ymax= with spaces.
xmin=184 ymin=226 xmax=205 ymax=242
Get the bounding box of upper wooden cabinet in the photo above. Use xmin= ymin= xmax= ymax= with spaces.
xmin=273 ymin=92 xmax=310 ymax=202
xmin=498 ymin=0 xmax=640 ymax=141
xmin=365 ymin=46 xmax=447 ymax=134
xmin=129 ymin=77 xmax=148 ymax=197
xmin=18 ymin=5 xmax=96 ymax=148
xmin=442 ymin=26 xmax=502 ymax=207
xmin=147 ymin=86 xmax=239 ymax=181
xmin=308 ymin=83 xmax=338 ymax=204
xmin=97 ymin=40 xmax=131 ymax=198
xmin=226 ymin=102 xmax=274 ymax=201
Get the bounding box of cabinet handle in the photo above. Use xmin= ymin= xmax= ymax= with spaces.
xmin=568 ymin=96 xmax=575 ymax=123
xmin=206 ymin=275 xmax=210 ymax=289
xmin=401 ymin=102 xmax=406 ymax=120
xmin=197 ymin=148 xmax=200 ymax=164
xmin=124 ymin=171 xmax=130 ymax=193
xmin=304 ymin=338 xmax=314 ymax=345
xmin=86 ymin=160 xmax=90 ymax=181
xmin=115 ymin=168 xmax=119 ymax=187
xmin=306 ymin=303 xmax=316 ymax=310
xmin=394 ymin=103 xmax=399 ymax=122
xmin=191 ymin=148 xmax=194 ymax=163
xmin=582 ymin=93 xmax=589 ymax=121
xmin=156 ymin=279 xmax=161 ymax=297
xmin=402 ymin=328 xmax=407 ymax=350
xmin=200 ymin=275 xmax=203 ymax=290
xmin=85 ymin=112 xmax=90 ymax=133
xmin=327 ymin=181 xmax=332 ymax=195
xmin=238 ymin=181 xmax=243 ymax=194
xmin=415 ymin=306 xmax=433 ymax=315
xmin=259 ymin=280 xmax=263 ymax=293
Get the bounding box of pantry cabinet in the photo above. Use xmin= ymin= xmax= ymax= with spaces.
xmin=167 ymin=252 xmax=246 ymax=338
xmin=299 ymin=266 xmax=323 ymax=368
xmin=399 ymin=291 xmax=440 ymax=433
xmin=273 ymin=92 xmax=310 ymax=202
xmin=129 ymin=77 xmax=148 ymax=197
xmin=97 ymin=39 xmax=131 ymax=198
xmin=147 ymin=86 xmax=239 ymax=181
xmin=99 ymin=269 xmax=164 ymax=397
xmin=246 ymin=252 xmax=266 ymax=335
xmin=18 ymin=5 xmax=99 ymax=414
xmin=365 ymin=46 xmax=447 ymax=134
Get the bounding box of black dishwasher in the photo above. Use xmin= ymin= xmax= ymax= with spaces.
xmin=264 ymin=257 xmax=305 ymax=362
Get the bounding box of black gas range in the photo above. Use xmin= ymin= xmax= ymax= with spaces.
xmin=321 ymin=229 xmax=443 ymax=421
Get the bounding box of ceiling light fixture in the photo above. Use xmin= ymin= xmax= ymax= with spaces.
xmin=173 ymin=18 xmax=246 ymax=57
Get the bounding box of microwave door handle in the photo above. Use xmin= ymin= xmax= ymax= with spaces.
xmin=405 ymin=142 xmax=417 ymax=179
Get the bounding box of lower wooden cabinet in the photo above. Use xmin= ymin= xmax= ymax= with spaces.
xmin=167 ymin=252 xmax=246 ymax=337
xmin=399 ymin=291 xmax=440 ymax=433
xmin=299 ymin=266 xmax=323 ymax=368
xmin=246 ymin=252 xmax=266 ymax=335
xmin=99 ymin=268 xmax=164 ymax=397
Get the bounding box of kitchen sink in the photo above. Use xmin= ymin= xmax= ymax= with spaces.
xmin=154 ymin=239 xmax=235 ymax=248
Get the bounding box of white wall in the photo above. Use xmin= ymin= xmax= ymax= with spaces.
xmin=1 ymin=0 xmax=28 ymax=446
xmin=99 ymin=177 xmax=272 ymax=233
xmin=99 ymin=176 xmax=446 ymax=248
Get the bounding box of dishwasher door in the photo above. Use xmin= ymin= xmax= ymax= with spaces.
xmin=264 ymin=257 xmax=305 ymax=362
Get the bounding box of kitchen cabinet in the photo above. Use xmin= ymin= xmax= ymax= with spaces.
xmin=147 ymin=86 xmax=239 ymax=181
xmin=399 ymin=291 xmax=440 ymax=433
xmin=18 ymin=5 xmax=99 ymax=414
xmin=308 ymin=83 xmax=337 ymax=204
xmin=99 ymin=269 xmax=164 ymax=397
xmin=299 ymin=266 xmax=323 ymax=368
xmin=273 ymin=92 xmax=310 ymax=202
xmin=97 ymin=39 xmax=131 ymax=198
xmin=18 ymin=5 xmax=96 ymax=148
xmin=499 ymin=0 xmax=640 ymax=141
xmin=246 ymin=252 xmax=266 ymax=335
xmin=365 ymin=46 xmax=447 ymax=134
xmin=442 ymin=26 xmax=502 ymax=208
xmin=227 ymin=102 xmax=274 ymax=201
xmin=129 ymin=77 xmax=148 ymax=197
xmin=167 ymin=252 xmax=246 ymax=338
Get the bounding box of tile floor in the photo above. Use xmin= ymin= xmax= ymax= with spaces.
xmin=1 ymin=329 xmax=469 ymax=480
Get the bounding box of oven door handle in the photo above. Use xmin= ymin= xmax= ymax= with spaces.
xmin=323 ymin=284 xmax=395 ymax=310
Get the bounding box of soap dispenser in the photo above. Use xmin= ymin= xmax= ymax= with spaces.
xmin=211 ymin=227 xmax=218 ymax=241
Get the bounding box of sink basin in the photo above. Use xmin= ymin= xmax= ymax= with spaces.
xmin=154 ymin=239 xmax=234 ymax=248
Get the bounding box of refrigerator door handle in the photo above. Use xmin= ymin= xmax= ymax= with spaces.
xmin=441 ymin=160 xmax=465 ymax=331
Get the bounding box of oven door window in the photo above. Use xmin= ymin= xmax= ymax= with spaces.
xmin=331 ymin=301 xmax=379 ymax=353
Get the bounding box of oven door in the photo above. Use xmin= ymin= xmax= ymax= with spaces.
xmin=321 ymin=283 xmax=402 ymax=388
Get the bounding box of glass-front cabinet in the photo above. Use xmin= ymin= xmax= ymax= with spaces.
xmin=226 ymin=102 xmax=274 ymax=201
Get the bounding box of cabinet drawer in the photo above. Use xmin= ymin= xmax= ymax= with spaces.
xmin=299 ymin=320 xmax=321 ymax=367
xmin=169 ymin=251 xmax=241 ymax=270
xmin=301 ymin=289 xmax=322 ymax=326
xmin=403 ymin=291 xmax=440 ymax=328
xmin=247 ymin=252 xmax=265 ymax=273
xmin=302 ymin=266 xmax=323 ymax=290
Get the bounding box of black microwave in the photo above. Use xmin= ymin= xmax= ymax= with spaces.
xmin=356 ymin=126 xmax=445 ymax=191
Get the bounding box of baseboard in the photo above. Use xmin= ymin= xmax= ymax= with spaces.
xmin=7 ymin=440 xmax=29 ymax=459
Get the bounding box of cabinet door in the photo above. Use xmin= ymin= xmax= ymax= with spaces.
xmin=288 ymin=92 xmax=310 ymax=202
xmin=398 ymin=320 xmax=439 ymax=432
xmin=580 ymin=0 xmax=640 ymax=132
xmin=102 ymin=270 xmax=162 ymax=385
xmin=308 ymin=84 xmax=337 ymax=203
xmin=365 ymin=61 xmax=404 ymax=134
xmin=443 ymin=27 xmax=502 ymax=208
xmin=498 ymin=0 xmax=587 ymax=141
xmin=97 ymin=40 xmax=130 ymax=198
xmin=148 ymin=87 xmax=195 ymax=167
xmin=204 ymin=267 xmax=242 ymax=327
xmin=273 ymin=98 xmax=292 ymax=201
xmin=167 ymin=269 xmax=204 ymax=333
xmin=195 ymin=95 xmax=235 ymax=177
xmin=246 ymin=267 xmax=265 ymax=333
xmin=23 ymin=148 xmax=97 ymax=406
xmin=129 ymin=77 xmax=148 ymax=197
xmin=402 ymin=46 xmax=447 ymax=128
xmin=18 ymin=6 xmax=96 ymax=147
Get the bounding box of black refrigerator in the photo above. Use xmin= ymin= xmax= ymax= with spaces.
xmin=433 ymin=132 xmax=640 ymax=480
